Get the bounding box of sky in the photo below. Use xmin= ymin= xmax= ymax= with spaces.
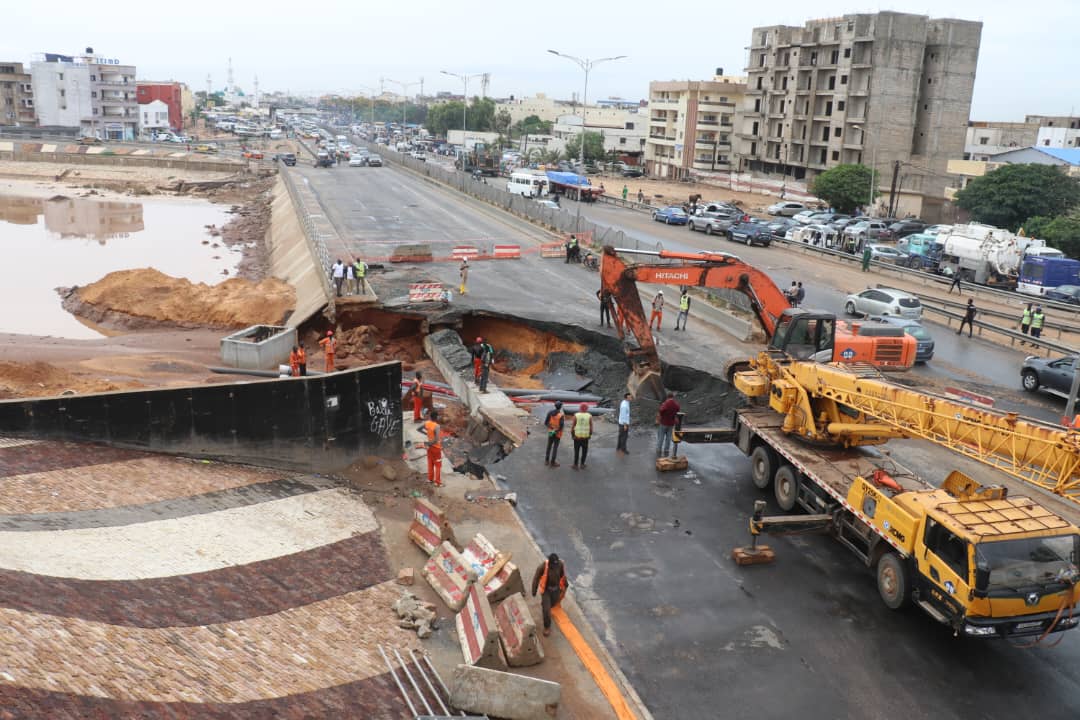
xmin=5 ymin=0 xmax=1078 ymax=120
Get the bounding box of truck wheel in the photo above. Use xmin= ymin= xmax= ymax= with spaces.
xmin=774 ymin=465 xmax=799 ymax=511
xmin=750 ymin=445 xmax=776 ymax=490
xmin=876 ymin=552 xmax=911 ymax=610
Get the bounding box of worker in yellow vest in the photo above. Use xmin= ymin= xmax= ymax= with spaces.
xmin=1019 ymin=303 xmax=1032 ymax=345
xmin=571 ymin=403 xmax=593 ymax=470
xmin=674 ymin=289 xmax=691 ymax=331
xmin=1030 ymin=306 xmax=1046 ymax=341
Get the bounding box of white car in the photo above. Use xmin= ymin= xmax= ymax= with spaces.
xmin=844 ymin=287 xmax=923 ymax=320
xmin=348 ymin=154 xmax=366 ymax=167
xmin=537 ymin=199 xmax=560 ymax=209
xmin=767 ymin=201 xmax=807 ymax=217
xmin=792 ymin=210 xmax=819 ymax=225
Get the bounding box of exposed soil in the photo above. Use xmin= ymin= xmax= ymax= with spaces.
xmin=0 ymin=360 xmax=144 ymax=400
xmin=212 ymin=176 xmax=276 ymax=279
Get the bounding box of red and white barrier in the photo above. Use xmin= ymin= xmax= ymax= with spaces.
xmin=408 ymin=498 xmax=455 ymax=556
xmin=455 ymin=580 xmax=507 ymax=670
xmin=452 ymin=245 xmax=480 ymax=261
xmin=422 ymin=541 xmax=471 ymax=611
xmin=495 ymin=592 xmax=544 ymax=667
xmin=539 ymin=241 xmax=565 ymax=258
xmin=462 ymin=533 xmax=524 ymax=604
xmin=408 ymin=282 xmax=445 ymax=302
xmin=944 ymin=387 xmax=995 ymax=409
xmin=492 ymin=244 xmax=521 ymax=259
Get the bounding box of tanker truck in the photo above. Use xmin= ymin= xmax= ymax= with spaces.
xmin=937 ymin=223 xmax=1061 ymax=287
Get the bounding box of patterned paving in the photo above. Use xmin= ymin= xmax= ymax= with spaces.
xmin=0 ymin=438 xmax=415 ymax=718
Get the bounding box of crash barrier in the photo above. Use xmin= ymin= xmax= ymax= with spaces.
xmin=452 ymin=245 xmax=480 ymax=261
xmin=492 ymin=244 xmax=521 ymax=259
xmin=408 ymin=283 xmax=446 ymax=303
xmin=455 ymin=579 xmax=507 ymax=670
xmin=408 ymin=498 xmax=455 ymax=556
xmin=462 ymin=533 xmax=524 ymax=604
xmin=539 ymin=242 xmax=565 ymax=258
xmin=896 ymin=285 xmax=1074 ymax=340
xmin=944 ymin=387 xmax=996 ymax=409
xmin=921 ymin=305 xmax=1077 ymax=357
xmin=422 ymin=541 xmax=472 ymax=612
xmin=494 ymin=592 xmax=544 ymax=667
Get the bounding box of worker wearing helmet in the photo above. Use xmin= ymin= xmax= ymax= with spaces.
xmin=471 ymin=337 xmax=484 ymax=383
xmin=571 ymin=403 xmax=593 ymax=470
xmin=544 ymin=401 xmax=565 ymax=467
xmin=318 ymin=330 xmax=337 ymax=373
xmin=649 ymin=291 xmax=664 ymax=332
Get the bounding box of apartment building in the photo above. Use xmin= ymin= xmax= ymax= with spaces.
xmin=965 ymin=121 xmax=1038 ymax=161
xmin=31 ymin=49 xmax=138 ymax=140
xmin=550 ymin=107 xmax=647 ymax=161
xmin=644 ymin=70 xmax=746 ymax=180
xmin=737 ymin=12 xmax=981 ymax=221
xmin=0 ymin=62 xmax=37 ymax=126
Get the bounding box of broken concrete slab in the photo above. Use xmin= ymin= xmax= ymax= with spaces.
xmin=449 ymin=664 xmax=560 ymax=720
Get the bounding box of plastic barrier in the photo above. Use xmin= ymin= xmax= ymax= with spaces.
xmin=494 ymin=592 xmax=544 ymax=667
xmin=452 ymin=245 xmax=480 ymax=261
xmin=540 ymin=241 xmax=565 ymax=258
xmin=408 ymin=283 xmax=445 ymax=302
xmin=455 ymin=579 xmax=507 ymax=670
xmin=408 ymin=498 xmax=455 ymax=556
xmin=422 ymin=541 xmax=471 ymax=611
xmin=462 ymin=533 xmax=525 ymax=604
xmin=492 ymin=244 xmax=521 ymax=259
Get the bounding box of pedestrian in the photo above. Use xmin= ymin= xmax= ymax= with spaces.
xmin=616 ymin=392 xmax=631 ymax=454
xmin=637 ymin=189 xmax=644 ymax=203
xmin=785 ymin=281 xmax=798 ymax=306
xmin=297 ymin=343 xmax=307 ymax=376
xmin=649 ymin=291 xmax=664 ymax=332
xmin=597 ymin=288 xmax=613 ymax=328
xmin=656 ymin=391 xmax=680 ymax=457
xmin=861 ymin=245 xmax=872 ymax=272
xmin=795 ymin=281 xmax=806 ymax=308
xmin=289 ymin=345 xmax=300 ymax=377
xmin=478 ymin=338 xmax=495 ymax=393
xmin=471 ymin=336 xmax=484 ymax=383
xmin=353 ymin=258 xmax=368 ymax=295
xmin=544 ymin=401 xmax=565 ymax=467
xmin=622 ymin=185 xmax=628 ymax=201
xmin=1031 ymin=305 xmax=1046 ymax=341
xmin=1019 ymin=303 xmax=1033 ymax=345
xmin=318 ymin=330 xmax=337 ymax=372
xmin=458 ymin=258 xmax=469 ymax=295
xmin=410 ymin=371 xmax=425 ymax=422
xmin=421 ymin=410 xmax=443 ymax=487
xmin=674 ymin=289 xmax=691 ymax=331
xmin=331 ymin=259 xmax=345 ymax=296
xmin=957 ymin=298 xmax=976 ymax=337
xmin=571 ymin=403 xmax=593 ymax=470
xmin=948 ymin=272 xmax=963 ymax=295
xmin=344 ymin=260 xmax=356 ymax=295
xmin=565 ymin=235 xmax=577 ymax=264
xmin=530 ymin=553 xmax=568 ymax=637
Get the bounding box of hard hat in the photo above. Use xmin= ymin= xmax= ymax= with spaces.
xmin=579 ymin=403 xmax=588 ymax=412
xmin=476 ymin=336 xmax=483 ymax=342
xmin=658 ymin=290 xmax=663 ymax=295
xmin=327 ymin=330 xmax=334 ymax=336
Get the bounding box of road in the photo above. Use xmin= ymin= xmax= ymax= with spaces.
xmin=297 ymin=157 xmax=1080 ymax=719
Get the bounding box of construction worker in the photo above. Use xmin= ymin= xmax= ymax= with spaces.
xmin=544 ymin=401 xmax=565 ymax=467
xmin=297 ymin=343 xmax=307 ymax=376
xmin=471 ymin=337 xmax=484 ymax=383
xmin=616 ymin=392 xmax=631 ymax=454
xmin=530 ymin=553 xmax=569 ymax=637
xmin=459 ymin=257 xmax=469 ymax=295
xmin=289 ymin=345 xmax=301 ymax=377
xmin=656 ymin=392 xmax=680 ymax=457
xmin=421 ymin=410 xmax=443 ymax=487
xmin=353 ymin=258 xmax=367 ymax=294
xmin=622 ymin=184 xmax=628 ymax=200
xmin=565 ymin=235 xmax=578 ymax=264
xmin=478 ymin=338 xmax=495 ymax=393
xmin=411 ymin=371 xmax=425 ymax=422
xmin=318 ymin=330 xmax=337 ymax=373
xmin=571 ymin=403 xmax=593 ymax=470
xmin=1019 ymin=303 xmax=1033 ymax=345
xmin=948 ymin=271 xmax=963 ymax=295
xmin=649 ymin=291 xmax=664 ymax=332
xmin=861 ymin=245 xmax=872 ymax=272
xmin=596 ymin=288 xmax=613 ymax=328
xmin=674 ymin=289 xmax=691 ymax=331
xmin=957 ymin=299 xmax=976 ymax=338
xmin=1031 ymin=306 xmax=1046 ymax=341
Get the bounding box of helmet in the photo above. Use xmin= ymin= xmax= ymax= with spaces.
xmin=658 ymin=290 xmax=663 ymax=295
xmin=476 ymin=337 xmax=483 ymax=342
xmin=579 ymin=403 xmax=588 ymax=412
xmin=327 ymin=330 xmax=334 ymax=336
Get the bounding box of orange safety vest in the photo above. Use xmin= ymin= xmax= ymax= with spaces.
xmin=320 ymin=337 xmax=336 ymax=355
xmin=546 ymin=410 xmax=564 ymax=439
xmin=289 ymin=351 xmax=300 ymax=373
xmin=538 ymin=560 xmax=568 ymax=602
xmin=424 ymin=420 xmax=442 ymax=449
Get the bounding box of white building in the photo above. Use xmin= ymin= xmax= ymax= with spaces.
xmin=1036 ymin=126 xmax=1080 ymax=150
xmin=550 ymin=109 xmax=647 ymax=161
xmin=29 ymin=60 xmax=91 ymax=130
xmin=139 ymin=99 xmax=170 ymax=134
xmin=31 ymin=49 xmax=138 ymax=140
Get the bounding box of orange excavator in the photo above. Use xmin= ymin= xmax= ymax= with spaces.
xmin=600 ymin=246 xmax=917 ymax=396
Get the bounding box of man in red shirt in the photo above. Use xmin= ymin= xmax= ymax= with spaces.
xmin=656 ymin=392 xmax=680 ymax=457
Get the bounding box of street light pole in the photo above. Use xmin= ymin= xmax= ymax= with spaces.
xmin=441 ymin=70 xmax=485 ymax=147
xmin=386 ymin=79 xmax=420 ymax=133
xmin=357 ymin=84 xmax=378 ymax=126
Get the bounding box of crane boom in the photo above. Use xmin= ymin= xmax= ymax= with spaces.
xmin=736 ymin=354 xmax=1080 ymax=507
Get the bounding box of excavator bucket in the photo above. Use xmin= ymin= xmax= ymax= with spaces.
xmin=628 ymin=368 xmax=665 ymax=401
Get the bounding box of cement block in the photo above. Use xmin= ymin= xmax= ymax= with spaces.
xmin=449 ymin=664 xmax=560 ymax=720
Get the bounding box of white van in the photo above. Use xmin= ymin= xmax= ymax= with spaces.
xmin=507 ymin=170 xmax=548 ymax=198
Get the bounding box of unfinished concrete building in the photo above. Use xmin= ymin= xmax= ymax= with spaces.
xmin=737 ymin=12 xmax=982 ymax=222
xmin=0 ymin=62 xmax=37 ymax=126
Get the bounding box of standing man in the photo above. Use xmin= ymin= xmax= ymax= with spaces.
xmin=297 ymin=343 xmax=307 ymax=376
xmin=353 ymin=258 xmax=367 ymax=295
xmin=622 ymin=184 xmax=629 ymax=201
xmin=531 ymin=553 xmax=568 ymax=637
xmin=478 ymin=338 xmax=495 ymax=393
xmin=597 ymin=288 xmax=613 ymax=328
xmin=674 ymin=289 xmax=691 ymax=331
xmin=1019 ymin=303 xmax=1033 ymax=345
xmin=656 ymin=392 xmax=680 ymax=458
xmin=795 ymin=282 xmax=806 ymax=308
xmin=410 ymin=371 xmax=425 ymax=422
xmin=344 ymin=260 xmax=356 ymax=295
xmin=948 ymin=271 xmax=963 ymax=295
xmin=289 ymin=345 xmax=301 ymax=377
xmin=861 ymin=245 xmax=872 ymax=272
xmin=649 ymin=291 xmax=664 ymax=332
xmin=565 ymin=235 xmax=577 ymax=264
xmin=616 ymin=393 xmax=631 ymax=454
xmin=471 ymin=337 xmax=484 ymax=383
xmin=421 ymin=410 xmax=443 ymax=487
xmin=1030 ymin=305 xmax=1046 ymax=342
xmin=544 ymin=401 xmax=565 ymax=467
xmin=957 ymin=298 xmax=977 ymax=337
xmin=458 ymin=257 xmax=469 ymax=295
xmin=318 ymin=330 xmax=337 ymax=373
xmin=637 ymin=189 xmax=645 ymax=203
xmin=331 ymin=259 xmax=345 ymax=296
xmin=571 ymin=403 xmax=593 ymax=470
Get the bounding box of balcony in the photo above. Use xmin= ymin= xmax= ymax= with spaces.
xmin=842 ymin=141 xmax=864 ymax=150
xmin=648 ymin=134 xmax=676 ymax=143
xmin=697 ymin=119 xmax=718 ymax=126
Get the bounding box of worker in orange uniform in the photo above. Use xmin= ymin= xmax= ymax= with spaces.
xmin=422 ymin=410 xmax=443 ymax=487
xmin=297 ymin=344 xmax=307 ymax=376
xmin=471 ymin=337 xmax=484 ymax=383
xmin=531 ymin=553 xmax=569 ymax=637
xmin=318 ymin=330 xmax=337 ymax=373
xmin=289 ymin=345 xmax=301 ymax=377
xmin=411 ymin=371 xmax=425 ymax=422
xmin=649 ymin=291 xmax=664 ymax=332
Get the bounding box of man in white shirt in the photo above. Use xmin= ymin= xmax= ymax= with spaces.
xmin=616 ymin=392 xmax=631 ymax=454
xmin=331 ymin=259 xmax=345 ymax=297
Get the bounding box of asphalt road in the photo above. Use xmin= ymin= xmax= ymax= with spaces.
xmin=298 ymin=157 xmax=1080 ymax=719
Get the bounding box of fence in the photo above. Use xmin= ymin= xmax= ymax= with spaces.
xmin=279 ymin=165 xmax=336 ymax=313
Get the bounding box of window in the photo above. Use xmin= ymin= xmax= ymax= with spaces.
xmin=810 ymin=51 xmax=818 ymax=66
xmin=837 ymin=101 xmax=845 ymax=111
xmin=834 ymin=127 xmax=841 ymax=138
xmin=844 ymin=48 xmax=852 ymax=58
xmin=830 ymin=50 xmax=839 ymax=64
xmin=759 ymin=54 xmax=766 ymax=67
xmin=756 ymin=76 xmax=763 ymax=89
xmin=979 ymin=137 xmax=988 ymax=145
xmin=90 ymin=74 xmax=96 ymax=81
xmin=841 ymin=74 xmax=848 ymax=85
xmin=754 ymin=99 xmax=761 ymax=112
xmin=1044 ymin=139 xmax=1051 ymax=146
xmin=625 ymin=122 xmax=634 ymax=130
xmin=825 ymin=101 xmax=833 ymax=116
xmin=779 ymin=100 xmax=785 ymax=113
xmin=91 ymin=91 xmax=97 ymax=98
xmin=619 ymin=137 xmax=626 ymax=145
xmin=782 ymin=77 xmax=788 ymax=90
xmin=752 ymin=121 xmax=759 ymax=135
xmin=924 ymin=518 xmax=969 ymax=580
xmin=927 ymin=78 xmax=933 ymax=84
xmin=822 ymin=125 xmax=830 ymax=141
xmin=819 ymin=148 xmax=827 ymax=164
xmin=828 ymin=76 xmax=836 ymax=90
xmin=57 ymin=73 xmax=63 ymax=80
xmin=59 ymin=89 xmax=65 ymax=97
xmin=832 ymin=151 xmax=840 ymax=161
xmin=750 ymin=142 xmax=757 ymax=155
xmin=783 ymin=52 xmax=790 ymax=65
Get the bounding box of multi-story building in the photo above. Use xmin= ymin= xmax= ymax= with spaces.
xmin=497 ymin=93 xmax=564 ymax=125
xmin=0 ymin=62 xmax=37 ymax=126
xmin=30 ymin=49 xmax=137 ymax=140
xmin=139 ymin=100 xmax=171 ymax=135
xmin=644 ymin=71 xmax=745 ymax=180
xmin=964 ymin=121 xmax=1038 ymax=161
xmin=550 ymin=107 xmax=647 ymax=162
xmin=136 ymin=82 xmax=184 ymax=131
xmin=737 ymin=12 xmax=981 ymax=221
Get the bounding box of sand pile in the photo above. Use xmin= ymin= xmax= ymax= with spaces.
xmin=63 ymin=268 xmax=295 ymax=330
xmin=0 ymin=361 xmax=142 ymax=399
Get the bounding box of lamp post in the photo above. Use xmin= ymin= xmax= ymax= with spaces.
xmin=850 ymin=121 xmax=878 ymax=216
xmin=356 ymin=84 xmax=378 ymax=126
xmin=386 ymin=79 xmax=421 ymax=133
xmin=547 ymin=50 xmax=626 ymax=229
xmin=440 ymin=70 xmax=485 ymax=147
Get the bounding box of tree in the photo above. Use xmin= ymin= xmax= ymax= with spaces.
xmin=494 ymin=110 xmax=512 ymax=136
xmin=1022 ymin=213 xmax=1080 ymax=258
xmin=514 ymin=114 xmax=553 ymax=137
xmin=810 ymin=164 xmax=878 ymax=214
xmin=564 ymin=131 xmax=606 ymax=163
xmin=954 ymin=163 xmax=1080 ymax=231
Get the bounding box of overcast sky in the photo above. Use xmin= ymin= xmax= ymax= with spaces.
xmin=6 ymin=0 xmax=1077 ymax=120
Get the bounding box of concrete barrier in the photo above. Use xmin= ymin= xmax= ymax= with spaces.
xmin=495 ymin=592 xmax=544 ymax=667
xmin=422 ymin=541 xmax=471 ymax=611
xmin=452 ymin=245 xmax=480 ymax=261
xmin=462 ymin=533 xmax=524 ymax=604
xmin=448 ymin=664 xmax=560 ymax=720
xmin=455 ymin=580 xmax=507 ymax=670
xmin=219 ymin=325 xmax=296 ymax=371
xmin=408 ymin=498 xmax=455 ymax=556
xmin=539 ymin=241 xmax=564 ymax=258
xmin=266 ymin=177 xmax=332 ymax=328
xmin=493 ymin=244 xmax=522 ymax=259
xmin=408 ymin=282 xmax=445 ymax=302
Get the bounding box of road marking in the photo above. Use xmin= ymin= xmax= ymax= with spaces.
xmin=552 ymin=605 xmax=640 ymax=720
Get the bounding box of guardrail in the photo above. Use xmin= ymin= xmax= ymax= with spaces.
xmin=920 ymin=305 xmax=1076 ymax=357
xmin=596 ymin=194 xmax=654 ymax=214
xmin=279 ymin=165 xmax=334 ymax=311
xmin=899 ymin=287 xmax=1073 ymax=340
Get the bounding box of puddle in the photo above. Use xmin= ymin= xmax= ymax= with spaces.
xmin=0 ymin=194 xmax=235 ymax=338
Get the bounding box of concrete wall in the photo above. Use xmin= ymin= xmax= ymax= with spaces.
xmin=0 ymin=363 xmax=403 ymax=472
xmin=220 ymin=325 xmax=297 ymax=371
xmin=0 ymin=144 xmax=242 ymax=172
xmin=266 ymin=176 xmax=333 ymax=327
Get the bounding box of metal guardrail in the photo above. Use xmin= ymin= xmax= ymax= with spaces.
xmin=596 ymin=194 xmax=654 ymax=214
xmin=898 ymin=287 xmax=1072 ymax=339
xmin=279 ymin=165 xmax=334 ymax=309
xmin=921 ymin=305 xmax=1077 ymax=357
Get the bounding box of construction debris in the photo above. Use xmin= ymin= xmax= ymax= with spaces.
xmin=392 ymin=590 xmax=439 ymax=639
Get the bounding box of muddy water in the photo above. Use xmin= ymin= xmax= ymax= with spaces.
xmin=0 ymin=194 xmax=234 ymax=339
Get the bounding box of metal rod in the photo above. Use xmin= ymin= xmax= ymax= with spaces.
xmin=410 ymin=649 xmax=450 ymax=716
xmin=393 ymin=646 xmax=433 ymax=716
xmin=378 ymin=645 xmax=418 ymax=718
xmin=422 ymin=653 xmax=455 ymax=704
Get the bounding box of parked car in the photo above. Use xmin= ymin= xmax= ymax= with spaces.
xmin=367 ymin=154 xmax=383 ymax=167
xmin=537 ymin=199 xmax=561 ymax=210
xmin=1021 ymin=355 xmax=1079 ymax=398
xmin=830 ymin=217 xmax=858 ymax=231
xmin=1044 ymin=285 xmax=1080 ymax=305
xmin=793 ymin=210 xmax=820 ymax=225
xmin=242 ymin=150 xmax=264 ymax=159
xmin=348 ymin=154 xmax=367 ymax=167
xmin=843 ymin=220 xmax=892 ymax=244
xmin=867 ymin=316 xmax=935 ymax=362
xmin=866 ymin=244 xmax=908 ymax=264
xmin=728 ymin=222 xmax=772 ymax=247
xmin=314 ymin=151 xmax=334 ymax=168
xmin=409 ymin=150 xmax=426 ymax=161
xmin=807 ymin=212 xmax=850 ymax=226
xmin=767 ymin=201 xmax=807 ymax=217
xmin=766 ymin=218 xmax=797 ymax=239
xmin=887 ymin=219 xmax=927 ymax=239
xmin=273 ymin=152 xmax=296 ymax=166
xmin=844 ymin=287 xmax=923 ymax=319
xmin=621 ymin=167 xmax=645 ymax=178
xmin=653 ymin=206 xmax=689 ymax=225
xmin=78 ymin=136 xmax=103 ymax=145
xmin=688 ymin=209 xmax=738 ymax=235
xmin=923 ymin=224 xmax=953 ymax=236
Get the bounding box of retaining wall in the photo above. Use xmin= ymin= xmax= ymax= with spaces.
xmin=0 ymin=363 xmax=403 ymax=472
xmin=0 ymin=142 xmax=243 ymax=172
xmin=266 ymin=176 xmax=333 ymax=327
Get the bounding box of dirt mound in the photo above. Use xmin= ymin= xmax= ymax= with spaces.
xmin=63 ymin=268 xmax=295 ymax=331
xmin=0 ymin=361 xmax=142 ymax=399
xmin=331 ymin=324 xmax=424 ymax=365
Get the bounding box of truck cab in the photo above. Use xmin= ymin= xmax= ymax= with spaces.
xmin=768 ymin=309 xmax=836 ymax=363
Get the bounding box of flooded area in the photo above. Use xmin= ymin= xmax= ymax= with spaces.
xmin=0 ymin=194 xmax=236 ymax=339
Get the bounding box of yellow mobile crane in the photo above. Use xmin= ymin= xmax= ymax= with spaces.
xmin=688 ymin=351 xmax=1080 ymax=639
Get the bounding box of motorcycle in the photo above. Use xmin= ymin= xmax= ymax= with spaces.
xmin=581 ymin=251 xmax=599 ymax=271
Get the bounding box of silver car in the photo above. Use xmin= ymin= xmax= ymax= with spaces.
xmin=767 ymin=201 xmax=807 ymax=217
xmin=844 ymin=287 xmax=923 ymax=319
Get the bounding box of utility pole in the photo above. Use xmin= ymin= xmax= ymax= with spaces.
xmin=887 ymin=159 xmax=901 ymax=218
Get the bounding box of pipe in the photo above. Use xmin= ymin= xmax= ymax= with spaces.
xmin=393 ymin=647 xmax=433 ymax=716
xmin=378 ymin=645 xmax=418 ymax=717
xmin=501 ymin=389 xmax=604 ymax=402
xmin=209 ymin=366 xmax=323 ymax=378
xmin=409 ymin=649 xmax=450 ymax=716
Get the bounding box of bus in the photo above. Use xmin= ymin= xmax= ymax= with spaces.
xmin=506 ymin=170 xmax=548 ymax=198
